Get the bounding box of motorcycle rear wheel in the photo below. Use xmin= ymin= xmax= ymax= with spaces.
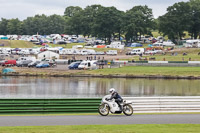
xmin=98 ymin=103 xmax=109 ymax=116
xmin=123 ymin=104 xmax=133 ymax=116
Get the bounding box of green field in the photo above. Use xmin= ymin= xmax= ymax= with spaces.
xmin=0 ymin=40 xmax=86 ymax=48
xmin=0 ymin=124 xmax=199 ymax=133
xmin=130 ymin=53 xmax=200 ymax=61
xmin=84 ymin=66 xmax=200 ymax=77
xmin=127 ymin=48 xmax=200 ymax=61
xmin=0 ymin=40 xmax=35 ymax=48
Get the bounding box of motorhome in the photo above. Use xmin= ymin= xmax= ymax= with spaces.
xmin=46 ymin=47 xmax=60 ymax=53
xmin=78 ymin=60 xmax=97 ymax=69
xmin=80 ymin=49 xmax=96 ymax=55
xmin=0 ymin=48 xmax=11 ymax=54
xmin=184 ymin=40 xmax=200 ymax=48
xmin=106 ymin=50 xmax=117 ymax=55
xmin=7 ymin=35 xmax=18 ymax=40
xmin=87 ymin=49 xmax=96 ymax=55
xmin=162 ymin=41 xmax=175 ymax=47
xmin=29 ymin=48 xmax=40 ymax=55
xmin=72 ymin=45 xmax=83 ymax=49
xmin=18 ymin=49 xmax=30 ymax=55
xmin=128 ymin=48 xmax=144 ymax=55
xmin=16 ymin=57 xmax=36 ymax=64
xmin=107 ymin=41 xmax=124 ymax=49
xmin=59 ymin=49 xmax=74 ymax=55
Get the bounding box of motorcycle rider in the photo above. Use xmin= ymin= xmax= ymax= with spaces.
xmin=106 ymin=88 xmax=123 ymax=110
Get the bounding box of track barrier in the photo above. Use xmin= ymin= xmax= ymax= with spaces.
xmin=0 ymin=97 xmax=200 ymax=114
xmin=0 ymin=98 xmax=101 ymax=114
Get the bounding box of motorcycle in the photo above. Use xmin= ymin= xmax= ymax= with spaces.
xmin=98 ymin=95 xmax=133 ymax=116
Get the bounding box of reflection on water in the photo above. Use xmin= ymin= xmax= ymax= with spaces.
xmin=0 ymin=76 xmax=200 ymax=98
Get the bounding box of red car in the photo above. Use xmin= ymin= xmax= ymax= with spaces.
xmin=1 ymin=60 xmax=16 ymax=66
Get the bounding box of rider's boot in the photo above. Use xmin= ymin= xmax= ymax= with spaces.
xmin=119 ymin=105 xmax=122 ymax=111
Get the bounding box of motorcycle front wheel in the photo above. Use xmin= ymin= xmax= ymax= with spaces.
xmin=98 ymin=103 xmax=109 ymax=116
xmin=123 ymin=104 xmax=133 ymax=116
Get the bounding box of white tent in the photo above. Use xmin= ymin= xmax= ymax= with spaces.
xmin=37 ymin=51 xmax=59 ymax=60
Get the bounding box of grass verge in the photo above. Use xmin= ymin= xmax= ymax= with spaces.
xmin=84 ymin=66 xmax=200 ymax=77
xmin=0 ymin=124 xmax=199 ymax=133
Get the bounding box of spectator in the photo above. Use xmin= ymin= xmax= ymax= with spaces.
xmin=183 ymin=52 xmax=187 ymax=56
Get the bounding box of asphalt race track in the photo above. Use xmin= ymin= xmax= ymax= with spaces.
xmin=0 ymin=114 xmax=199 ymax=126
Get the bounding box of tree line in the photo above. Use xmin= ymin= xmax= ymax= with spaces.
xmin=0 ymin=0 xmax=200 ymax=43
xmin=158 ymin=0 xmax=200 ymax=42
xmin=0 ymin=4 xmax=154 ymax=43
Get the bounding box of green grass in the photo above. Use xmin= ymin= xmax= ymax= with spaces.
xmin=130 ymin=54 xmax=200 ymax=61
xmin=0 ymin=40 xmax=35 ymax=48
xmin=84 ymin=66 xmax=200 ymax=77
xmin=127 ymin=48 xmax=200 ymax=61
xmin=0 ymin=124 xmax=199 ymax=133
xmin=0 ymin=40 xmax=85 ymax=49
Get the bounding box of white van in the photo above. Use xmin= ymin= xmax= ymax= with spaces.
xmin=106 ymin=50 xmax=117 ymax=55
xmin=163 ymin=41 xmax=175 ymax=47
xmin=78 ymin=60 xmax=97 ymax=70
xmin=130 ymin=48 xmax=144 ymax=55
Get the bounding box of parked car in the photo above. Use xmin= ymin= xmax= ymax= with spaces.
xmin=36 ymin=62 xmax=50 ymax=68
xmin=28 ymin=61 xmax=40 ymax=67
xmin=17 ymin=60 xmax=32 ymax=67
xmin=68 ymin=61 xmax=81 ymax=69
xmin=1 ymin=60 xmax=16 ymax=66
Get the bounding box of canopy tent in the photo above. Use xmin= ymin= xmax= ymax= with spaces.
xmin=2 ymin=68 xmax=15 ymax=74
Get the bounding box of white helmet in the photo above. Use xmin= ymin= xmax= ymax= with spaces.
xmin=109 ymin=88 xmax=115 ymax=94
